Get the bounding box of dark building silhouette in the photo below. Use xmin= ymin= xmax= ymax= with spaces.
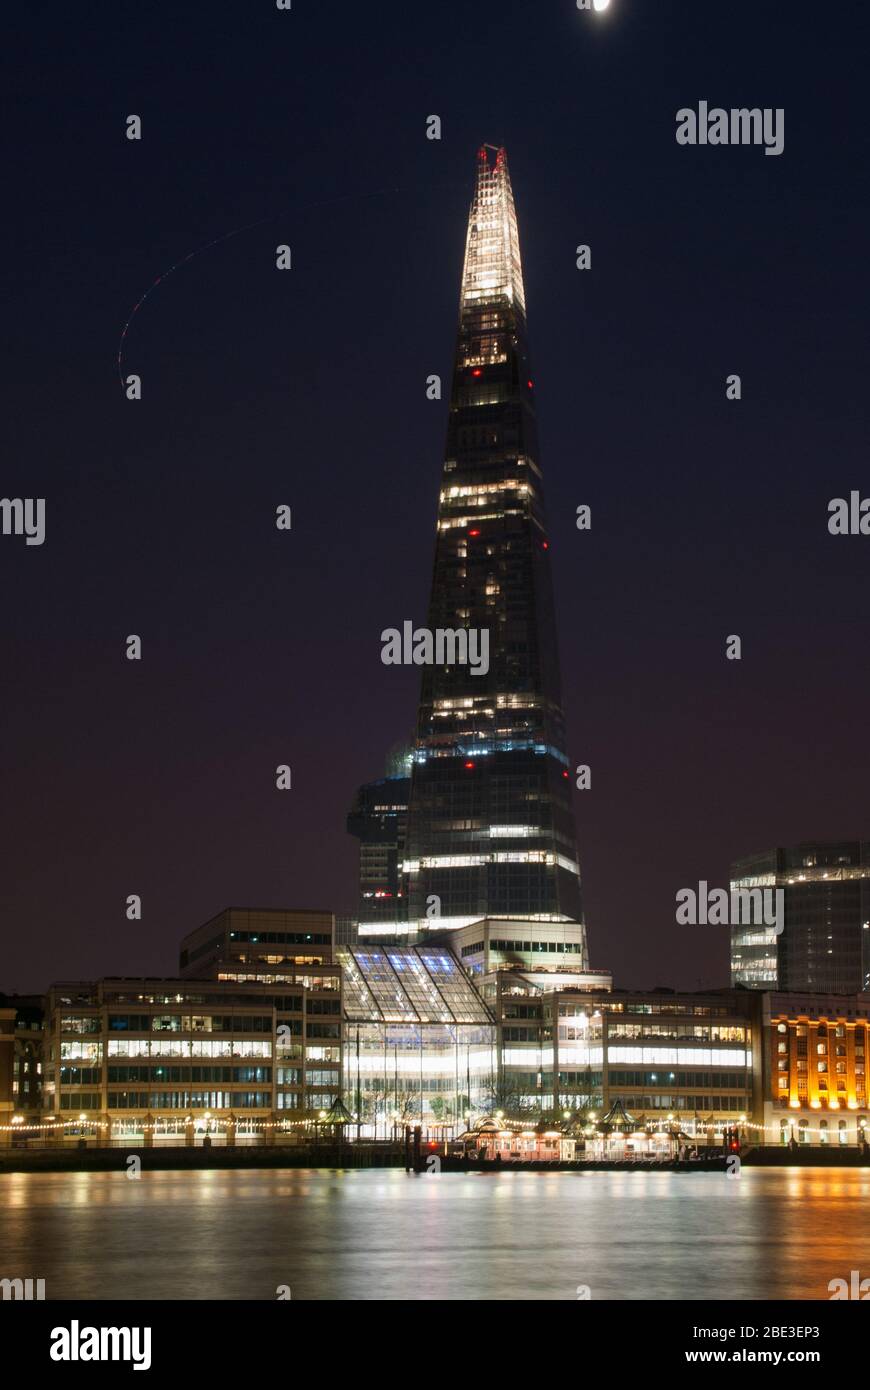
xmin=178 ymin=907 xmax=335 ymax=977
xmin=346 ymin=755 xmax=411 ymax=932
xmin=400 ymin=146 xmax=587 ymax=959
xmin=0 ymin=994 xmax=44 ymax=1130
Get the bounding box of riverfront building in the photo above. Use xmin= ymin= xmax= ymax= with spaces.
xmin=0 ymin=994 xmax=44 ymax=1131
xmin=339 ymin=942 xmax=496 ymax=1130
xmin=762 ymin=990 xmax=870 ymax=1146
xmin=730 ymin=841 xmax=870 ymax=993
xmin=0 ymin=1009 xmax=15 ymax=1143
xmin=335 ymin=928 xmax=761 ymax=1138
xmin=40 ymin=975 xmax=341 ymax=1143
xmin=486 ymin=982 xmax=760 ymax=1123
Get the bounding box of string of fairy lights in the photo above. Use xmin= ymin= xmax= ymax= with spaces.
xmin=0 ymin=1115 xmax=332 ymax=1135
xmin=1 ymin=1110 xmax=866 ymax=1140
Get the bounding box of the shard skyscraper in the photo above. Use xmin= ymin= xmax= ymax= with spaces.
xmin=399 ymin=146 xmax=588 ymax=964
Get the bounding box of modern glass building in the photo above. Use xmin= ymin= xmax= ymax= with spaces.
xmin=337 ymin=943 xmax=762 ymax=1135
xmin=507 ymin=986 xmax=758 ymax=1128
xmin=400 ymin=146 xmax=587 ymax=953
xmin=339 ymin=944 xmax=496 ymax=1131
xmin=731 ymin=841 xmax=870 ymax=993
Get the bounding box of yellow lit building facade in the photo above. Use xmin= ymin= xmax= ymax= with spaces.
xmin=764 ymin=991 xmax=870 ymax=1147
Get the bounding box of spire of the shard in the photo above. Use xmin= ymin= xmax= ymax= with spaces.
xmin=460 ymin=145 xmax=526 ymax=317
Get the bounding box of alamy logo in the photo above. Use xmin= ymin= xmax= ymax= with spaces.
xmin=828 ymin=492 xmax=870 ymax=535
xmin=676 ymin=102 xmax=784 ymax=156
xmin=829 ymin=1271 xmax=870 ymax=1299
xmin=0 ymin=497 xmax=45 ymax=546
xmin=381 ymin=622 xmax=489 ymax=676
xmin=50 ymin=1321 xmax=151 ymax=1371
xmin=675 ymin=881 xmax=784 ymax=934
xmin=0 ymin=1276 xmax=45 ymax=1300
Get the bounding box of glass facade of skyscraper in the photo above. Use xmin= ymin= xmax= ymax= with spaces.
xmin=400 ymin=147 xmax=587 ymax=954
xmin=731 ymin=842 xmax=870 ymax=993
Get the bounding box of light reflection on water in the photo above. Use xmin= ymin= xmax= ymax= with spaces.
xmin=1 ymin=1166 xmax=868 ymax=1300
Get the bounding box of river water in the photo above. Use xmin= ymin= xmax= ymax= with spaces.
xmin=2 ymin=1166 xmax=867 ymax=1300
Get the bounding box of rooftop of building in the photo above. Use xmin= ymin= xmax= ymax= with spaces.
xmin=339 ymin=944 xmax=493 ymax=1026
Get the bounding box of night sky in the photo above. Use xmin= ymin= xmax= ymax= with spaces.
xmin=3 ymin=1 xmax=868 ymax=992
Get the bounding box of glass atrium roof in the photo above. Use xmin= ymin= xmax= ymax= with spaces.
xmin=339 ymin=946 xmax=493 ymax=1025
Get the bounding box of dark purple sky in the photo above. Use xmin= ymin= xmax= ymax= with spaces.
xmin=3 ymin=1 xmax=868 ymax=992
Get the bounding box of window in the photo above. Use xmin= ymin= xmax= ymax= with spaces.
xmin=61 ymin=1016 xmax=100 ymax=1035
